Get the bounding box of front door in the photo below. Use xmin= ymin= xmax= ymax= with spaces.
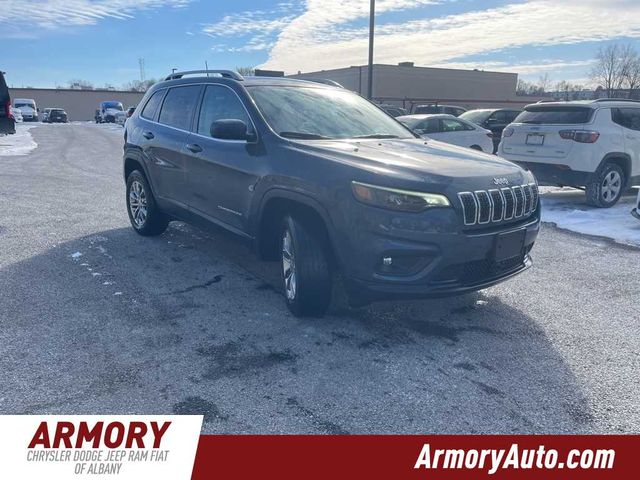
xmin=184 ymin=84 xmax=260 ymax=232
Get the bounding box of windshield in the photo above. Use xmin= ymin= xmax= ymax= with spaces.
xmin=15 ymin=103 xmax=34 ymax=109
xmin=460 ymin=110 xmax=492 ymax=124
xmin=103 ymin=102 xmax=123 ymax=111
xmin=515 ymin=106 xmax=593 ymax=124
xmin=247 ymin=86 xmax=415 ymax=140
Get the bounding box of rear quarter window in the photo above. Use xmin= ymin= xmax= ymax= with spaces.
xmin=140 ymin=90 xmax=165 ymax=120
xmin=514 ymin=106 xmax=594 ymax=124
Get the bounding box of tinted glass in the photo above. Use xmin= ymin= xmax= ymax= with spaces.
xmin=460 ymin=110 xmax=492 ymax=124
xmin=441 ymin=118 xmax=471 ymax=132
xmin=141 ymin=90 xmax=164 ymax=120
xmin=158 ymin=86 xmax=201 ymax=129
xmin=612 ymin=108 xmax=640 ymax=131
xmin=197 ymin=85 xmax=251 ymax=136
xmin=515 ymin=106 xmax=593 ymax=124
xmin=417 ymin=118 xmax=439 ymax=134
xmin=248 ymin=86 xmax=414 ymax=140
xmin=415 ymin=105 xmax=439 ymax=114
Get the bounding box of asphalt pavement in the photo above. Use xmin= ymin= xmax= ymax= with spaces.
xmin=0 ymin=123 xmax=638 ymax=433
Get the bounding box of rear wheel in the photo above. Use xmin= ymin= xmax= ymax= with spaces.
xmin=586 ymin=163 xmax=626 ymax=207
xmin=281 ymin=214 xmax=331 ymax=317
xmin=126 ymin=170 xmax=169 ymax=236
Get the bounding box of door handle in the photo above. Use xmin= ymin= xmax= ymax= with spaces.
xmin=142 ymin=131 xmax=154 ymax=140
xmin=186 ymin=143 xmax=203 ymax=153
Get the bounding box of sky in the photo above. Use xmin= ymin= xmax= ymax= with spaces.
xmin=1 ymin=0 xmax=640 ymax=90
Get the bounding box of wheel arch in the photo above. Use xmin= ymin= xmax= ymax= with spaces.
xmin=254 ymin=189 xmax=340 ymax=268
xmin=599 ymin=153 xmax=632 ymax=186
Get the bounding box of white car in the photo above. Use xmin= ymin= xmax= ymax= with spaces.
xmin=397 ymin=114 xmax=494 ymax=153
xmin=13 ymin=98 xmax=38 ymax=121
xmin=114 ymin=111 xmax=127 ymax=126
xmin=499 ymin=99 xmax=640 ymax=207
xmin=10 ymin=107 xmax=23 ymax=122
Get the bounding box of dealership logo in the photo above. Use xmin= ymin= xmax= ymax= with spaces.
xmin=493 ymin=177 xmax=510 ymax=186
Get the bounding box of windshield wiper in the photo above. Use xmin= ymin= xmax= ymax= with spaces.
xmin=351 ymin=134 xmax=400 ymax=139
xmin=279 ymin=131 xmax=331 ymax=140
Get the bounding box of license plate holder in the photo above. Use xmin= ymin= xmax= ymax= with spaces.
xmin=526 ymin=133 xmax=545 ymax=145
xmin=494 ymin=229 xmax=526 ymax=262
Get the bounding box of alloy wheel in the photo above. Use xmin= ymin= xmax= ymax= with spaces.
xmin=602 ymin=170 xmax=622 ymax=203
xmin=282 ymin=229 xmax=297 ymax=301
xmin=129 ymin=180 xmax=148 ymax=228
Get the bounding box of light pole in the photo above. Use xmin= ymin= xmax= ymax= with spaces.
xmin=367 ymin=0 xmax=375 ymax=100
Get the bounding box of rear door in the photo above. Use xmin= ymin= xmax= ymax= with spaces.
xmin=183 ymin=84 xmax=259 ymax=231
xmin=139 ymin=85 xmax=202 ymax=208
xmin=612 ymin=107 xmax=640 ymax=176
xmin=0 ymin=72 xmax=15 ymax=135
xmin=501 ymin=105 xmax=594 ymax=159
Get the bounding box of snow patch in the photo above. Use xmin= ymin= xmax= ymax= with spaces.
xmin=71 ymin=252 xmax=83 ymax=259
xmin=540 ymin=187 xmax=640 ymax=247
xmin=0 ymin=124 xmax=38 ymax=156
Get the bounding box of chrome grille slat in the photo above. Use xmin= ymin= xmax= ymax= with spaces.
xmin=458 ymin=184 xmax=538 ymax=226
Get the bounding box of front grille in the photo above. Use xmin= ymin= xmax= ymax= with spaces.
xmin=458 ymin=183 xmax=538 ymax=226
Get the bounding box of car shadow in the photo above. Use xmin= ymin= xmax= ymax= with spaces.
xmin=0 ymin=221 xmax=594 ymax=434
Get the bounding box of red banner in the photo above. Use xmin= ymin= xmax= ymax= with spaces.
xmin=192 ymin=435 xmax=638 ymax=479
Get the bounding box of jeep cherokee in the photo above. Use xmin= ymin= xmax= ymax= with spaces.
xmin=123 ymin=70 xmax=540 ymax=317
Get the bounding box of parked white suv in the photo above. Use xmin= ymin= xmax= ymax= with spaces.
xmin=498 ymin=99 xmax=640 ymax=207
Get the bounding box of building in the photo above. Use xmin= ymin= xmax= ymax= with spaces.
xmin=8 ymin=87 xmax=145 ymax=121
xmin=288 ymin=63 xmax=549 ymax=111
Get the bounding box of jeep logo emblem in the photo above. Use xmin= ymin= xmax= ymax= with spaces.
xmin=493 ymin=177 xmax=509 ymax=186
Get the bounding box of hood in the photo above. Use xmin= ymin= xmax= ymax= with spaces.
xmin=290 ymin=138 xmax=529 ymax=187
xmin=18 ymin=106 xmax=36 ymax=114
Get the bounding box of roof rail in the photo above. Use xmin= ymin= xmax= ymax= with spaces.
xmin=164 ymin=70 xmax=244 ymax=81
xmin=593 ymin=98 xmax=640 ymax=103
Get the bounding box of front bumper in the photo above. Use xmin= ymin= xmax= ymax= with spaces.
xmin=336 ymin=202 xmax=540 ymax=300
xmin=506 ymin=161 xmax=591 ymax=187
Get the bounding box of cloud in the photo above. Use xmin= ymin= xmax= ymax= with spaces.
xmin=0 ymin=0 xmax=191 ymax=31
xmin=260 ymin=0 xmax=640 ymax=73
xmin=201 ymin=2 xmax=305 ymax=53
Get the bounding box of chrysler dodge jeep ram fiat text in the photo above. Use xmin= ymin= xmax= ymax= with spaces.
xmin=123 ymin=71 xmax=540 ymax=316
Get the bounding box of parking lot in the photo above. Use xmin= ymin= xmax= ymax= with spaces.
xmin=0 ymin=122 xmax=639 ymax=433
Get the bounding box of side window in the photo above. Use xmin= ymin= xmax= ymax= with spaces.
xmin=158 ymin=85 xmax=201 ymax=130
xmin=140 ymin=90 xmax=165 ymax=120
xmin=441 ymin=118 xmax=471 ymax=132
xmin=489 ymin=111 xmax=507 ymax=124
xmin=417 ymin=118 xmax=439 ymax=134
xmin=612 ymin=108 xmax=640 ymax=131
xmin=197 ymin=85 xmax=251 ymax=136
xmin=506 ymin=111 xmax=520 ymax=122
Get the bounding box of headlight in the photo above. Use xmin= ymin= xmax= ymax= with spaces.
xmin=351 ymin=181 xmax=450 ymax=212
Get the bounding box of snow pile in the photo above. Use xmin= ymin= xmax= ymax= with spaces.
xmin=540 ymin=187 xmax=640 ymax=247
xmin=0 ymin=124 xmax=38 ymax=156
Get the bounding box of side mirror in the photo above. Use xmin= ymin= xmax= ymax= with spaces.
xmin=210 ymin=119 xmax=254 ymax=141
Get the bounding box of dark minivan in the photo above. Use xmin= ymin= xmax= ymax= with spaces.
xmin=0 ymin=71 xmax=16 ymax=135
xmin=123 ymin=70 xmax=540 ymax=316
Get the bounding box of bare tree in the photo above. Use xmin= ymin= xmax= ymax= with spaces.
xmin=591 ymin=44 xmax=628 ymax=97
xmin=619 ymin=45 xmax=640 ymax=98
xmin=537 ymin=73 xmax=551 ymax=93
xmin=68 ymin=79 xmax=94 ymax=90
xmin=236 ymin=66 xmax=255 ymax=76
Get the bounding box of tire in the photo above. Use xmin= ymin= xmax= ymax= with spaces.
xmin=586 ymin=162 xmax=626 ymax=208
xmin=125 ymin=170 xmax=169 ymax=236
xmin=281 ymin=214 xmax=332 ymax=317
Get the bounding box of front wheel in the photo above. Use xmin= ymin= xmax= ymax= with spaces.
xmin=281 ymin=214 xmax=332 ymax=317
xmin=586 ymin=163 xmax=626 ymax=207
xmin=126 ymin=170 xmax=169 ymax=236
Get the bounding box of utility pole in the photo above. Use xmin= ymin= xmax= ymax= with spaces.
xmin=367 ymin=0 xmax=375 ymax=100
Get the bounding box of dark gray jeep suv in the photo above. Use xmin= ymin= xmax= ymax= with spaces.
xmin=123 ymin=70 xmax=540 ymax=316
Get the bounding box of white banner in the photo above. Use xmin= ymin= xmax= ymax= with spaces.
xmin=0 ymin=415 xmax=203 ymax=479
